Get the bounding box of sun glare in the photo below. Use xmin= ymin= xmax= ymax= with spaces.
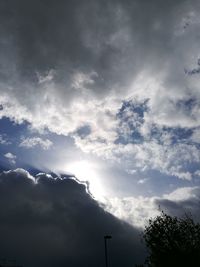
xmin=64 ymin=160 xmax=105 ymax=201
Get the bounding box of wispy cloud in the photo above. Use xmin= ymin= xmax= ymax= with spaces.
xmin=19 ymin=137 xmax=53 ymax=150
xmin=0 ymin=135 xmax=11 ymax=145
xmin=4 ymin=152 xmax=16 ymax=164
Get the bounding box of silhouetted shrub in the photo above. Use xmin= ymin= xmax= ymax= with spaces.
xmin=142 ymin=212 xmax=200 ymax=267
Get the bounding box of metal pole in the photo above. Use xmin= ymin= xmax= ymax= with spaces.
xmin=104 ymin=237 xmax=108 ymax=267
xmin=104 ymin=235 xmax=112 ymax=267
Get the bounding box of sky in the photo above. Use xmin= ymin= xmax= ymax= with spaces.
xmin=1 ymin=0 xmax=200 ymax=266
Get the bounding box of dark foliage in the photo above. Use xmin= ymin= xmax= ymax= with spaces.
xmin=141 ymin=212 xmax=200 ymax=267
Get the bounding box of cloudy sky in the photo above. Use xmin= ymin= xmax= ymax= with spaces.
xmin=1 ymin=0 xmax=200 ymax=265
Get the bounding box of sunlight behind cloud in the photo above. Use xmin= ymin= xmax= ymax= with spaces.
xmin=64 ymin=160 xmax=106 ymax=201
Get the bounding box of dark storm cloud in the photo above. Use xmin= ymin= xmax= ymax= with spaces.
xmin=0 ymin=0 xmax=123 ymax=88
xmin=0 ymin=0 xmax=191 ymax=88
xmin=0 ymin=169 xmax=145 ymax=267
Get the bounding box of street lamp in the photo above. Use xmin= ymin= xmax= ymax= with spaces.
xmin=104 ymin=235 xmax=112 ymax=267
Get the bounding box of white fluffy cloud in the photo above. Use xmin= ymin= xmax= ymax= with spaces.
xmin=105 ymin=196 xmax=159 ymax=228
xmin=105 ymin=186 xmax=200 ymax=228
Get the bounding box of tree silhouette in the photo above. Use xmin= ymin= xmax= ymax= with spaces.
xmin=141 ymin=212 xmax=200 ymax=267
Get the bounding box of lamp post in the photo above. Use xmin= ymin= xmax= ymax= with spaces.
xmin=104 ymin=235 xmax=112 ymax=267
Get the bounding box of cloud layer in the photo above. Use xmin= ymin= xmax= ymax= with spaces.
xmin=0 ymin=0 xmax=200 ymax=179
